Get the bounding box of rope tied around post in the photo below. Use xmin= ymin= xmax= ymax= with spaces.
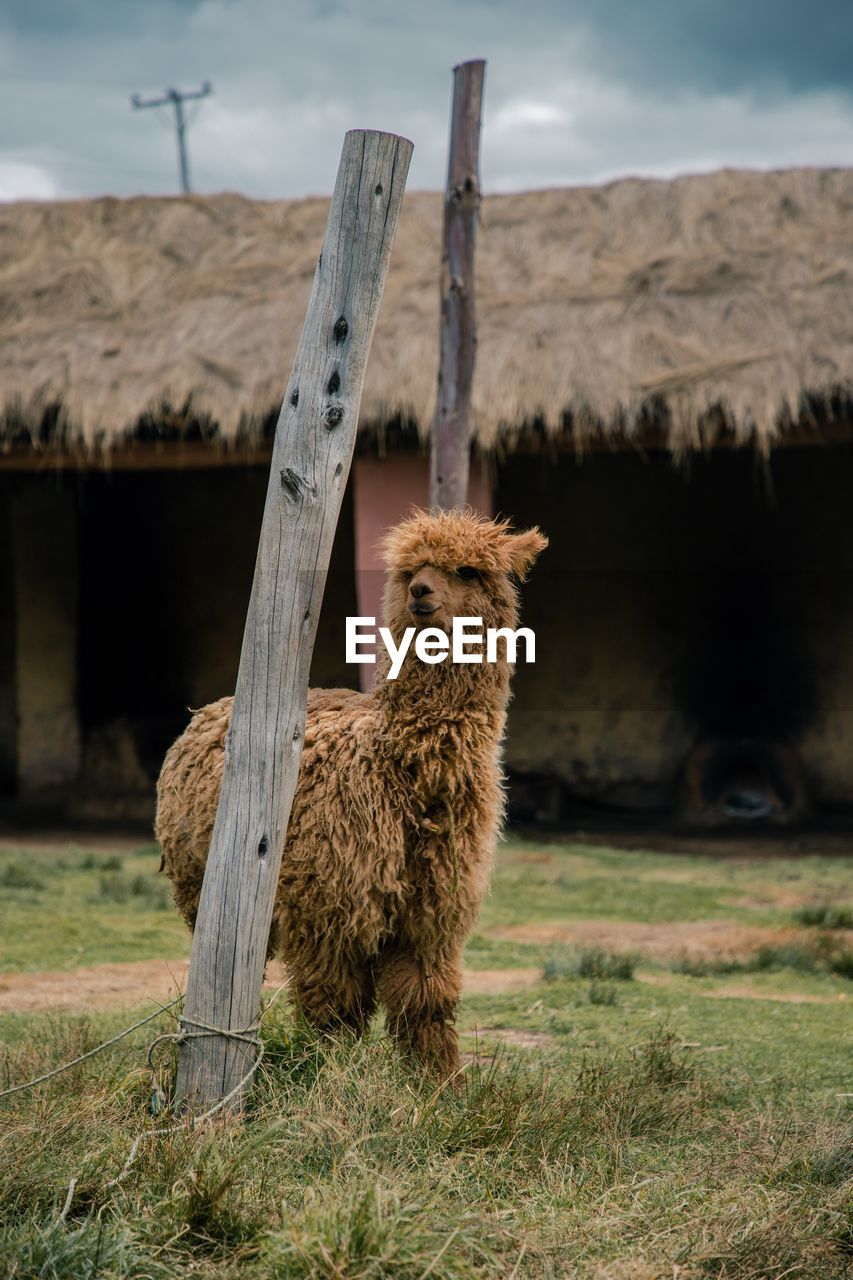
xmin=109 ymin=989 xmax=288 ymax=1189
xmin=146 ymin=1016 xmax=262 ymax=1116
xmin=0 ymin=982 xmax=289 ymax=1192
xmin=152 ymin=1014 xmax=262 ymax=1061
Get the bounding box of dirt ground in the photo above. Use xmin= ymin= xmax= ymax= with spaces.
xmin=488 ymin=918 xmax=811 ymax=961
xmin=0 ymin=959 xmax=544 ymax=1016
xmin=2 ymin=923 xmax=847 ymax=1014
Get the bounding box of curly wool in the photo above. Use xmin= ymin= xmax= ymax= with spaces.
xmin=156 ymin=508 xmax=547 ymax=1076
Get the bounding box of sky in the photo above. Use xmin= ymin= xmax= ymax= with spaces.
xmin=1 ymin=0 xmax=851 ymax=201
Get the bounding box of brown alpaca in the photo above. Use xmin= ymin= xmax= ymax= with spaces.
xmin=156 ymin=509 xmax=547 ymax=1077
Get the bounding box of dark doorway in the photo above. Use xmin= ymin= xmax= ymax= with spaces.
xmin=76 ymin=467 xmax=357 ymax=814
xmin=499 ymin=443 xmax=853 ymax=818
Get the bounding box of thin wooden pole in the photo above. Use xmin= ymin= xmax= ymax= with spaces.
xmin=429 ymin=59 xmax=485 ymax=511
xmin=174 ymin=129 xmax=412 ymax=1112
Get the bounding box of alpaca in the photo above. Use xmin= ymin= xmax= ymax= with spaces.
xmin=156 ymin=509 xmax=547 ymax=1077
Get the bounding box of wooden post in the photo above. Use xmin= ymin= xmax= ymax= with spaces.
xmin=428 ymin=59 xmax=485 ymax=511
xmin=174 ymin=129 xmax=412 ymax=1113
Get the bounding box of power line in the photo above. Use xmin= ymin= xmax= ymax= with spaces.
xmin=130 ymin=82 xmax=213 ymax=194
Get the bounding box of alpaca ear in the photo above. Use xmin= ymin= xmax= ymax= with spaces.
xmin=505 ymin=527 xmax=548 ymax=580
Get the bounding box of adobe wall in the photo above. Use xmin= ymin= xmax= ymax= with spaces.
xmin=5 ymin=443 xmax=853 ymax=819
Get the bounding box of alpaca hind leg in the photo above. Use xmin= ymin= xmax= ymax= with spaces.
xmin=376 ymin=948 xmax=462 ymax=1078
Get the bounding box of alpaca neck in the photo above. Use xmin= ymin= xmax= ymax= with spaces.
xmin=373 ymin=650 xmax=511 ymax=782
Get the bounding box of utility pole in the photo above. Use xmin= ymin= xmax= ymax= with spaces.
xmin=131 ymin=82 xmax=213 ymax=194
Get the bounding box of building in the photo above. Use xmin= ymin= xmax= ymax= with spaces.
xmin=1 ymin=167 xmax=851 ymax=824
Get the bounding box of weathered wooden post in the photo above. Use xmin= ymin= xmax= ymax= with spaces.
xmin=429 ymin=59 xmax=485 ymax=511
xmin=174 ymin=129 xmax=413 ymax=1112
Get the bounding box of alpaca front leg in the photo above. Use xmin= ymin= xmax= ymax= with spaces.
xmin=291 ymin=954 xmax=377 ymax=1039
xmin=376 ymin=949 xmax=462 ymax=1078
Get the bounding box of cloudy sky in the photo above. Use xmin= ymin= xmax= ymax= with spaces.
xmin=1 ymin=0 xmax=851 ymax=201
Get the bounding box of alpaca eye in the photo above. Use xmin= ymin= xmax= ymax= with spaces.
xmin=457 ymin=566 xmax=479 ymax=581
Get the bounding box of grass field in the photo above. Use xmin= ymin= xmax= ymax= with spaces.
xmin=0 ymin=835 xmax=851 ymax=1278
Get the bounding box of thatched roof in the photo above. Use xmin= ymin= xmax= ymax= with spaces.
xmin=2 ymin=166 xmax=852 ymax=455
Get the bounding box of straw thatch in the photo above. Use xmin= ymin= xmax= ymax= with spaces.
xmin=2 ymin=166 xmax=851 ymax=454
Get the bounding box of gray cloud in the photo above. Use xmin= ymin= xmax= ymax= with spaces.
xmin=0 ymin=0 xmax=851 ymax=201
xmin=570 ymin=0 xmax=853 ymax=98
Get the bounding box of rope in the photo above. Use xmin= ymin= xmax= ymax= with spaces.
xmin=59 ymin=1177 xmax=78 ymax=1223
xmin=144 ymin=1015 xmax=262 ymax=1116
xmin=144 ymin=1015 xmax=261 ymax=1113
xmin=107 ymin=1015 xmax=266 ymax=1188
xmin=0 ymin=997 xmax=183 ymax=1100
xmin=110 ymin=979 xmax=290 ymax=1186
xmin=0 ymin=982 xmax=288 ymax=1191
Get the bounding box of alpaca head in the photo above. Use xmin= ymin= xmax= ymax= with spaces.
xmin=380 ymin=508 xmax=548 ymax=642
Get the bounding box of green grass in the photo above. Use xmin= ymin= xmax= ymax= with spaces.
xmin=0 ymin=833 xmax=851 ymax=1277
xmin=480 ymin=835 xmax=853 ymax=929
xmin=0 ymin=1007 xmax=850 ymax=1279
xmin=672 ymin=934 xmax=853 ymax=980
xmin=795 ymin=903 xmax=853 ymax=930
xmin=460 ymin=969 xmax=852 ymax=1096
xmin=542 ymin=946 xmax=636 ymax=982
xmin=3 ymin=833 xmax=850 ymax=975
xmin=0 ymin=845 xmax=188 ymax=972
